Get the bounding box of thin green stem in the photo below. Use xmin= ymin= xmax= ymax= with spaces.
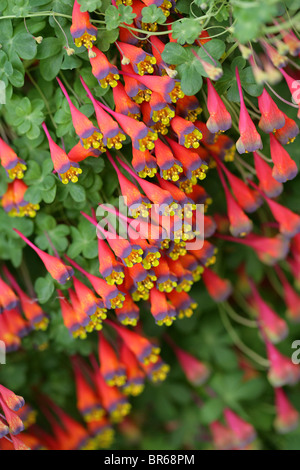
xmin=26 ymin=70 xmax=57 ymax=129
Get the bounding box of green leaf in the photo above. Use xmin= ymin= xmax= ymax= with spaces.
xmin=34 ymin=275 xmax=55 ymax=304
xmin=36 ymin=37 xmax=63 ymax=59
xmin=162 ymin=42 xmax=189 ymax=65
xmin=79 ymin=0 xmax=102 ymax=12
xmin=40 ymin=51 xmax=64 ymax=81
xmin=13 ymin=32 xmax=37 ymax=60
xmin=199 ymin=398 xmax=224 ymax=425
xmin=69 ymin=184 xmax=86 ymax=202
xmin=172 ymin=18 xmax=202 ymax=45
xmin=141 ymin=5 xmax=166 ymax=25
xmin=105 ymin=4 xmax=136 ymax=31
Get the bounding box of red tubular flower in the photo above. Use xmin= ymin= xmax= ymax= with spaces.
xmin=176 ymin=94 xmax=202 ymax=122
xmin=167 ymin=290 xmax=198 ymax=319
xmin=191 ymin=49 xmax=223 ymax=80
xmin=117 ymin=42 xmax=156 ymax=75
xmin=73 ymin=276 xmax=106 ymax=319
xmin=68 ymin=288 xmax=90 ymax=331
xmin=274 ymin=388 xmax=299 ymax=434
xmin=167 ymin=258 xmax=194 ymax=292
xmin=112 ymin=82 xmax=141 ymax=119
xmin=269 ymin=132 xmax=298 ymax=182
xmin=87 ymin=416 xmax=114 ymax=449
xmin=106 ymin=319 xmax=160 ymax=365
xmin=56 ymin=78 xmax=103 ymax=151
xmin=98 ymin=333 xmax=127 ymax=387
xmin=92 ymin=366 xmax=131 ymax=423
xmin=188 ymin=240 xmax=217 ymax=267
xmin=266 ymin=340 xmax=300 ymax=387
xmin=166 ymin=137 xmax=207 ymax=182
xmin=149 ymin=288 xmax=177 ymax=326
xmin=154 ymin=139 xmax=183 ymax=182
xmin=13 ymin=228 xmax=73 ymax=284
xmin=205 ymin=133 xmax=236 ymax=162
xmin=0 ymin=385 xmax=25 ymax=412
xmin=141 ymin=358 xmax=170 ymax=383
xmin=70 ymin=0 xmax=97 ymax=49
xmin=121 ymin=64 xmax=152 ymax=104
xmin=224 ymin=409 xmax=256 ymax=449
xmin=275 ymin=266 xmax=300 ymax=323
xmin=274 ymin=112 xmax=299 ymax=145
xmin=42 ymin=122 xmax=82 ymax=184
xmin=281 ymin=29 xmax=300 ymax=55
xmin=153 ymin=256 xmax=177 ymax=293
xmin=235 ymin=67 xmax=262 ymax=154
xmin=258 ymin=88 xmax=285 ymax=133
xmin=58 ymin=291 xmax=87 ymax=339
xmin=170 ymin=116 xmax=202 ymax=149
xmin=157 ymin=175 xmax=194 ymax=216
xmin=210 ymin=421 xmax=235 ymax=450
xmin=253 ymin=151 xmax=283 ymax=198
xmin=66 ymin=256 xmax=126 ymax=309
xmin=216 ymin=157 xmax=261 ymax=213
xmin=172 ymin=343 xmax=210 ymax=385
xmin=89 ymin=45 xmax=120 ymax=88
xmin=261 ymin=40 xmax=288 ymax=68
xmin=132 ymin=148 xmax=157 ymax=178
xmin=280 ymin=69 xmax=300 ymax=118
xmin=0 ymin=276 xmax=19 ymax=312
xmin=264 ymin=193 xmax=300 ymax=238
xmin=9 ymin=179 xmax=39 ymax=218
xmin=119 ymin=342 xmax=145 ymax=396
xmin=3 ymin=308 xmax=31 ymax=338
xmin=0 ymin=314 xmax=21 ymax=352
xmin=115 ymin=295 xmax=140 ymax=326
xmin=0 ymin=397 xmax=24 ymax=435
xmin=127 ymin=262 xmax=156 ymax=292
xmin=217 ymin=165 xmax=253 ymax=237
xmin=3 ymin=267 xmax=48 ymax=330
xmin=1 ymin=182 xmax=15 ymax=215
xmin=0 ymin=416 xmax=9 ymax=439
xmin=250 ymin=281 xmax=288 ymax=343
xmin=202 ymin=267 xmax=232 ymax=302
xmin=0 ymin=137 xmax=26 ymax=180
xmin=98 ymin=101 xmax=157 ymax=151
xmin=68 ymin=142 xmax=100 ymax=162
xmin=206 ymin=78 xmax=231 ymax=133
xmin=80 ymin=78 xmax=126 ymax=150
xmin=72 ymin=361 xmax=104 ymax=423
xmin=146 ymin=91 xmax=175 ymax=127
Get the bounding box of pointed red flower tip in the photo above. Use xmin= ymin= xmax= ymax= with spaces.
xmin=265 ymin=195 xmax=300 ymax=238
xmin=206 ymin=78 xmax=231 ymax=133
xmin=141 ymin=358 xmax=170 ymax=383
xmin=89 ymin=45 xmax=119 ymax=88
xmin=0 ymin=137 xmax=26 ymax=180
xmin=274 ymin=388 xmax=299 ymax=434
xmin=13 ymin=228 xmax=73 ymax=284
xmin=166 ymin=137 xmax=207 ymax=181
xmin=56 ymin=79 xmax=103 ymax=151
xmin=119 ymin=342 xmax=145 ymax=396
xmin=175 ymin=94 xmax=202 ymax=122
xmin=258 ymin=88 xmax=285 ymax=134
xmin=0 ymin=384 xmax=25 ymax=412
xmin=121 ymin=64 xmax=152 ymax=104
xmin=246 ymin=233 xmax=290 ymax=266
xmin=274 ymin=112 xmax=299 ymax=145
xmin=270 ymin=132 xmax=298 ymax=182
xmin=149 ymin=288 xmax=176 ymax=326
xmin=266 ymin=340 xmax=300 ymax=387
xmin=68 ymin=142 xmax=100 ymax=162
xmin=132 ymin=148 xmax=157 ymax=178
xmin=42 ymin=122 xmax=82 ymax=183
xmin=171 ymin=116 xmax=202 ymax=149
xmin=173 ymin=345 xmax=210 ymax=385
xmin=106 ymin=319 xmax=160 ymax=365
xmin=251 ymin=284 xmax=288 ymax=343
xmin=114 ymin=295 xmax=140 ymax=327
xmin=3 ymin=267 xmax=48 ymax=330
xmin=98 ymin=334 xmax=127 ymax=387
xmin=202 ymin=267 xmax=232 ymax=302
xmin=69 ymin=288 xmax=91 ymax=329
xmin=224 ymin=409 xmax=256 ymax=449
xmin=93 ymin=369 xmax=130 ymax=422
xmin=217 ymin=165 xmax=253 ymax=237
xmin=0 ymin=397 xmax=25 ymax=435
xmin=73 ymin=276 xmax=100 ymax=318
xmin=210 ymin=421 xmax=235 ymax=450
xmin=72 ymin=363 xmax=104 ymax=423
xmin=154 ymin=139 xmax=182 ymax=182
xmin=117 ymin=41 xmax=156 ymax=76
xmin=0 ymin=276 xmax=19 ymax=312
xmin=235 ymin=67 xmax=263 ymax=154
xmin=3 ymin=307 xmax=31 ymax=338
xmin=217 ymin=158 xmax=261 ymax=213
xmin=70 ymin=0 xmax=97 ymax=49
xmin=253 ymin=151 xmax=283 ymax=198
xmin=281 ymin=69 xmax=300 ymax=118
xmin=112 ymin=82 xmax=141 ymax=119
xmin=97 ymin=236 xmax=125 ymax=286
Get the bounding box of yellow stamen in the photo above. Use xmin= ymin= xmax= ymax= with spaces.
xmin=74 ymin=33 xmax=96 ymax=49
xmin=169 ymin=83 xmax=184 ymax=103
xmin=184 ymin=129 xmax=202 ymax=149
xmin=138 ymin=130 xmax=158 ymax=151
xmin=7 ymin=163 xmax=27 ymax=180
xmin=99 ymin=73 xmax=120 ymax=89
xmin=137 ymin=56 xmax=156 ymax=76
xmin=106 ymin=270 xmax=125 ymax=286
xmin=82 ymin=131 xmax=104 ymax=150
xmin=162 ymin=163 xmax=183 ymax=182
xmin=152 ymin=106 xmax=175 ymax=125
xmin=106 ymin=133 xmax=126 ymax=150
xmin=124 ymin=248 xmax=144 ymax=267
xmin=61 ymin=166 xmax=82 ymax=184
xmin=132 ymin=89 xmax=152 ymax=104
